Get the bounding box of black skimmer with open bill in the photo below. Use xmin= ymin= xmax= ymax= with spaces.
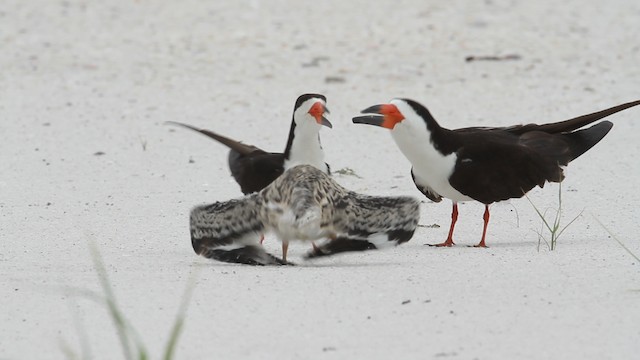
xmin=353 ymin=98 xmax=640 ymax=247
xmin=167 ymin=93 xmax=332 ymax=195
xmin=190 ymin=165 xmax=420 ymax=265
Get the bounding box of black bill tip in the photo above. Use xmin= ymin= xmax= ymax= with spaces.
xmin=352 ymin=114 xmax=385 ymax=126
xmin=360 ymin=104 xmax=383 ymax=115
xmin=321 ymin=115 xmax=333 ymax=128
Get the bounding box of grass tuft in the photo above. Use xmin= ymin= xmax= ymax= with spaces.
xmin=62 ymin=239 xmax=197 ymax=360
xmin=88 ymin=241 xmax=147 ymax=360
xmin=162 ymin=270 xmax=198 ymax=360
xmin=334 ymin=167 xmax=362 ymax=178
xmin=525 ymin=181 xmax=583 ymax=251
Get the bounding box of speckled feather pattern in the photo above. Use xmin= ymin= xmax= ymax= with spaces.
xmin=190 ymin=165 xmax=420 ymax=265
xmin=190 ymin=194 xmax=263 ymax=246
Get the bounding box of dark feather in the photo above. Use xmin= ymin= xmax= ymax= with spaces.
xmin=167 ymin=121 xmax=286 ymax=194
xmin=167 ymin=94 xmax=331 ymax=194
xmin=227 ymin=150 xmax=285 ymax=194
xmin=448 ymin=120 xmax=614 ymax=203
xmin=338 ymin=192 xmax=420 ymax=247
xmin=505 ymin=100 xmax=640 ymax=135
xmin=189 ymin=165 xmax=420 ymax=265
xmin=190 ymin=195 xmax=281 ymax=265
xmin=304 ymin=237 xmax=377 ymax=259
xmin=200 ymin=246 xmax=290 ymax=266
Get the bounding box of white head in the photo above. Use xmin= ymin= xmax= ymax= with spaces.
xmin=292 ymin=94 xmax=332 ymax=129
xmin=283 ymin=94 xmax=332 ymax=172
xmin=352 ymin=98 xmax=440 ymax=134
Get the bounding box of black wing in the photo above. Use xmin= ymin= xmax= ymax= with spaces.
xmin=166 ymin=121 xmax=262 ymax=155
xmin=449 ymin=122 xmax=613 ymax=204
xmin=167 ymin=121 xmax=286 ymax=194
xmin=227 ymin=151 xmax=285 ymax=194
xmin=504 ymin=100 xmax=639 ymax=135
xmin=452 ymin=100 xmax=639 ymax=136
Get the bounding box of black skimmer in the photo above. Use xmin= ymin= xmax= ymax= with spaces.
xmin=169 ymin=94 xmax=331 ymax=257
xmin=168 ymin=93 xmax=332 ymax=195
xmin=353 ymin=99 xmax=640 ymax=247
xmin=190 ymin=165 xmax=420 ymax=265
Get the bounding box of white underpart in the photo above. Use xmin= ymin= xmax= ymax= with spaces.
xmin=283 ymin=98 xmax=329 ymax=173
xmin=390 ymin=99 xmax=473 ymax=203
xmin=265 ymin=201 xmax=331 ymax=242
xmin=366 ymin=233 xmax=395 ymax=249
xmin=213 ymin=232 xmax=262 ymax=251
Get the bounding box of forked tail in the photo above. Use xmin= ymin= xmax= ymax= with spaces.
xmin=564 ymin=120 xmax=614 ymax=161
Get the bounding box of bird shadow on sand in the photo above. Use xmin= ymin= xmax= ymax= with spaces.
xmin=296 ymin=260 xmax=405 ymax=268
xmin=420 ymin=240 xmax=539 ymax=249
xmin=190 ymin=258 xmax=404 ymax=269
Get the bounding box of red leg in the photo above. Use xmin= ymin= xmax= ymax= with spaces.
xmin=282 ymin=241 xmax=289 ymax=262
xmin=430 ymin=202 xmax=458 ymax=247
xmin=474 ymin=204 xmax=490 ymax=248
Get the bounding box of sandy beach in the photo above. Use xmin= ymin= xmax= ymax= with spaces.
xmin=2 ymin=0 xmax=640 ymax=359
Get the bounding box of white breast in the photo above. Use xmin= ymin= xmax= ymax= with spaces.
xmin=392 ymin=122 xmax=472 ymax=202
xmin=265 ymin=201 xmax=331 ymax=242
xmin=283 ymin=120 xmax=328 ymax=173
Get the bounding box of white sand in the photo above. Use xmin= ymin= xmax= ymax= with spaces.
xmin=2 ymin=0 xmax=640 ymax=359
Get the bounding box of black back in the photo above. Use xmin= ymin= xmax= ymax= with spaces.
xmin=447 ymin=121 xmax=613 ymax=204
xmin=402 ymin=99 xmax=638 ymax=204
xmin=227 ymin=150 xmax=285 ymax=194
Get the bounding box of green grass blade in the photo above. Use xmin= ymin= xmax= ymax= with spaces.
xmin=525 ymin=193 xmax=554 ymax=233
xmin=556 ymin=209 xmax=584 ymax=240
xmin=526 ymin=181 xmax=581 ymax=251
xmin=58 ymin=338 xmax=78 ymax=360
xmin=88 ymin=241 xmax=135 ymax=360
xmin=593 ymin=216 xmax=640 ymax=262
xmin=63 ymin=236 xmax=194 ymax=360
xmin=67 ymin=300 xmax=92 ymax=360
xmin=163 ymin=268 xmax=200 ymax=360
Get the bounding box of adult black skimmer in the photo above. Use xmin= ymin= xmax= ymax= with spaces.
xmin=190 ymin=165 xmax=420 ymax=265
xmin=353 ymin=99 xmax=640 ymax=247
xmin=170 ymin=94 xmax=331 ymax=257
xmin=168 ymin=93 xmax=332 ymax=195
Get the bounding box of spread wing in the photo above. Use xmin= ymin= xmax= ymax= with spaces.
xmin=190 ymin=195 xmax=287 ymax=265
xmin=305 ymin=193 xmax=419 ymax=259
